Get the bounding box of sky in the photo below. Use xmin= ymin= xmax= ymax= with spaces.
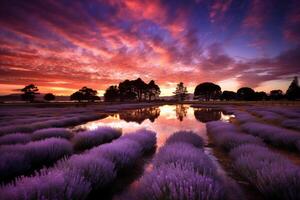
xmin=0 ymin=0 xmax=299 ymax=96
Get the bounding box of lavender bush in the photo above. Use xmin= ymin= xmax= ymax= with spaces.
xmin=123 ymin=131 xmax=239 ymax=200
xmin=0 ymin=129 xmax=157 ymax=199
xmin=0 ymin=152 xmax=31 ymax=182
xmin=73 ymin=127 xmax=121 ymax=151
xmin=0 ymin=114 xmax=103 ymax=136
xmin=32 ymin=128 xmax=72 ymax=141
xmin=266 ymin=108 xmax=300 ymax=119
xmin=122 ymin=129 xmax=156 ymax=153
xmin=230 ymin=144 xmax=300 ymax=200
xmin=0 ymin=133 xmax=31 ymax=145
xmin=0 ymin=138 xmax=73 ymax=181
xmin=0 ymin=169 xmax=91 ymax=200
xmin=135 ymin=164 xmax=224 ymax=200
xmin=56 ymin=154 xmax=116 ymax=189
xmin=233 ymin=111 xmax=257 ymax=124
xmin=250 ymin=110 xmax=283 ymax=122
xmin=165 ymin=131 xmax=204 ymax=148
xmin=93 ymin=138 xmax=143 ymax=170
xmin=153 ymin=143 xmax=217 ymax=177
xmin=207 ymin=121 xmax=263 ymax=151
xmin=281 ymin=119 xmax=300 ymax=131
xmin=241 ymin=122 xmax=300 ymax=151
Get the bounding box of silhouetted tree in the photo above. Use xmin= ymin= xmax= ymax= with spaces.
xmin=20 ymin=84 xmax=39 ymax=102
xmin=254 ymin=91 xmax=268 ymax=101
xmin=173 ymin=82 xmax=188 ymax=102
xmin=286 ymin=77 xmax=300 ymax=100
xmin=147 ymin=80 xmax=161 ymax=101
xmin=118 ymin=78 xmax=160 ymax=102
xmin=194 ymin=82 xmax=221 ymax=101
xmin=70 ymin=92 xmax=84 ymax=102
xmin=237 ymin=87 xmax=255 ymax=101
xmin=119 ymin=80 xmax=137 ymax=101
xmin=270 ymin=90 xmax=284 ymax=100
xmin=104 ymin=85 xmax=120 ymax=102
xmin=44 ymin=93 xmax=55 ymax=102
xmin=70 ymin=87 xmax=99 ymax=102
xmin=220 ymin=91 xmax=236 ymax=101
xmin=132 ymin=78 xmax=148 ymax=101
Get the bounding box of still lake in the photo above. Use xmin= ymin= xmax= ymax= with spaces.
xmin=74 ymin=104 xmax=234 ymax=148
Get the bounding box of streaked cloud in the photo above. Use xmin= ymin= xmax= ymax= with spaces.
xmin=0 ymin=0 xmax=299 ymax=95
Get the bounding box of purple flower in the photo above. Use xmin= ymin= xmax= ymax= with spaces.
xmin=122 ymin=129 xmax=156 ymax=153
xmin=165 ymin=131 xmax=204 ymax=148
xmin=0 ymin=133 xmax=31 ymax=145
xmin=281 ymin=119 xmax=300 ymax=131
xmin=0 ymin=169 xmax=91 ymax=200
xmin=32 ymin=128 xmax=72 ymax=141
xmin=241 ymin=122 xmax=300 ymax=151
xmin=92 ymin=138 xmax=142 ymax=170
xmin=135 ymin=164 xmax=224 ymax=200
xmin=73 ymin=126 xmax=121 ymax=151
xmin=229 ymin=144 xmax=300 ymax=199
xmin=153 ymin=143 xmax=217 ymax=177
xmin=207 ymin=121 xmax=263 ymax=151
xmin=57 ymin=154 xmax=116 ymax=189
xmin=0 ymin=138 xmax=72 ymax=181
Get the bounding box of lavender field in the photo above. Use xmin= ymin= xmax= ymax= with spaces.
xmin=0 ymin=103 xmax=300 ymax=200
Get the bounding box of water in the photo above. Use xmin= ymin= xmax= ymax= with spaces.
xmin=74 ymin=104 xmax=234 ymax=148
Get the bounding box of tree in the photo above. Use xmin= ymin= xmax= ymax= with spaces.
xmin=44 ymin=93 xmax=55 ymax=102
xmin=118 ymin=78 xmax=160 ymax=102
xmin=270 ymin=90 xmax=284 ymax=100
xmin=194 ymin=82 xmax=221 ymax=101
xmin=173 ymin=82 xmax=188 ymax=102
xmin=237 ymin=87 xmax=255 ymax=101
xmin=104 ymin=85 xmax=120 ymax=102
xmin=286 ymin=77 xmax=300 ymax=100
xmin=119 ymin=80 xmax=137 ymax=101
xmin=220 ymin=91 xmax=236 ymax=101
xmin=70 ymin=91 xmax=84 ymax=102
xmin=70 ymin=87 xmax=99 ymax=102
xmin=254 ymin=91 xmax=268 ymax=101
xmin=147 ymin=80 xmax=161 ymax=101
xmin=132 ymin=78 xmax=148 ymax=101
xmin=20 ymin=84 xmax=39 ymax=102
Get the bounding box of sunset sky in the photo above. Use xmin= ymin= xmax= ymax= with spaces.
xmin=0 ymin=0 xmax=299 ymax=96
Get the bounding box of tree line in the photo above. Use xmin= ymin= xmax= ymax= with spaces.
xmin=19 ymin=77 xmax=300 ymax=102
xmin=174 ymin=77 xmax=300 ymax=101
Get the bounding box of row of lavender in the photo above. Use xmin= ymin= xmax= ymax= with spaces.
xmin=118 ymin=131 xmax=242 ymax=200
xmin=222 ymin=105 xmax=300 ymax=131
xmin=207 ymin=121 xmax=300 ymax=199
xmin=0 ymin=127 xmax=121 ymax=183
xmin=0 ymin=113 xmax=104 ymax=136
xmin=0 ymin=129 xmax=156 ymax=200
xmin=247 ymin=107 xmax=300 ymax=131
xmin=0 ymin=103 xmax=161 ymax=135
xmin=231 ymin=109 xmax=300 ymax=152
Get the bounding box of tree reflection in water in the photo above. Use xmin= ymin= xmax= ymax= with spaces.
xmin=175 ymin=104 xmax=189 ymax=121
xmin=193 ymin=108 xmax=221 ymax=123
xmin=119 ymin=107 xmax=160 ymax=124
